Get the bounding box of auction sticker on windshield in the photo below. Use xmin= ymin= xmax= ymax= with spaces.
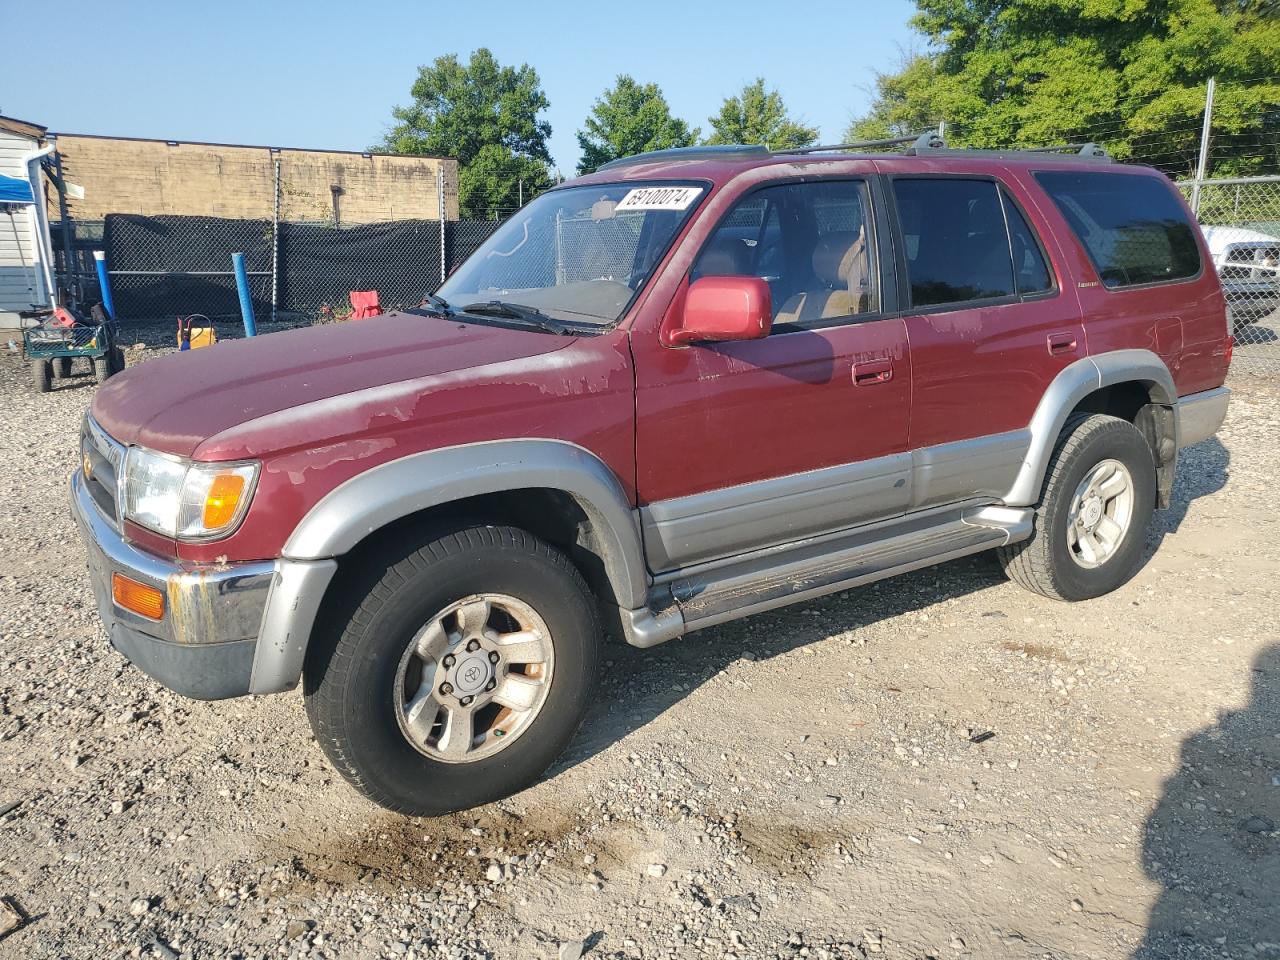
xmin=614 ymin=186 xmax=703 ymax=212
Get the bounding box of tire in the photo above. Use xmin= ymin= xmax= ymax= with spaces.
xmin=52 ymin=358 xmax=72 ymax=379
xmin=998 ymin=413 xmax=1156 ymax=602
xmin=92 ymin=355 xmax=111 ymax=384
xmin=31 ymin=360 xmax=50 ymax=394
xmin=304 ymin=524 xmax=600 ymax=815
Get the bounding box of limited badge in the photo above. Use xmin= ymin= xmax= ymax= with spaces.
xmin=614 ymin=186 xmax=703 ymax=212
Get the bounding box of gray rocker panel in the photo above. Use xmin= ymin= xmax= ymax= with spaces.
xmin=640 ymin=428 xmax=1034 ymax=575
xmin=640 ymin=453 xmax=912 ymax=571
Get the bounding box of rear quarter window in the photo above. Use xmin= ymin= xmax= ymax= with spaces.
xmin=1034 ymin=170 xmax=1201 ymax=289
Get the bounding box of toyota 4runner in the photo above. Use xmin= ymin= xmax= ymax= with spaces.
xmin=73 ymin=136 xmax=1232 ymax=815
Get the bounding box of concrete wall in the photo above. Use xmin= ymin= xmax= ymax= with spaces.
xmin=51 ymin=135 xmax=460 ymax=223
xmin=0 ymin=128 xmax=50 ymax=321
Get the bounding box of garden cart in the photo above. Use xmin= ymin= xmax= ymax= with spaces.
xmin=23 ymin=303 xmax=123 ymax=393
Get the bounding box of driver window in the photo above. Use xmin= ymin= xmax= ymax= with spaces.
xmin=691 ymin=180 xmax=878 ymax=328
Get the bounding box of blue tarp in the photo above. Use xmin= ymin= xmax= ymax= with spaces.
xmin=0 ymin=173 xmax=34 ymax=204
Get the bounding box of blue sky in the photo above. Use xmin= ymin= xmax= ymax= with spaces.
xmin=3 ymin=0 xmax=920 ymax=174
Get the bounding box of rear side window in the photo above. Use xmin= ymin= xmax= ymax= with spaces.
xmin=893 ymin=179 xmax=1016 ymax=307
xmin=1034 ymin=171 xmax=1201 ymax=288
xmin=1002 ymin=191 xmax=1053 ymax=296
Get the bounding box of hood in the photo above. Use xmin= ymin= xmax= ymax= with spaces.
xmin=1201 ymin=224 xmax=1279 ymax=252
xmin=91 ymin=312 xmax=576 ymax=458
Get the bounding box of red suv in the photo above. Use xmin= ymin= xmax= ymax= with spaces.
xmin=74 ymin=138 xmax=1231 ymax=815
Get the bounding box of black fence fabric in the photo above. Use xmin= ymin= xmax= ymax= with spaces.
xmin=51 ymin=214 xmax=507 ymax=323
xmin=105 ymin=215 xmax=273 ymax=321
xmin=276 ymin=219 xmax=441 ymax=315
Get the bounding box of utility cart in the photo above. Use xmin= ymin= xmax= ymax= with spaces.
xmin=23 ymin=307 xmax=124 ymax=393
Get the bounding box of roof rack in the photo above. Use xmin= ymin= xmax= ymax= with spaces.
xmin=786 ymin=133 xmax=936 ymax=155
xmin=1024 ymin=142 xmax=1110 ymax=158
xmin=593 ymin=134 xmax=1111 ymax=173
xmin=778 ymin=131 xmax=1111 ymax=162
xmin=596 ymin=144 xmax=770 ymax=171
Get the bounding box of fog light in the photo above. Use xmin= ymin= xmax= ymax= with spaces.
xmin=112 ymin=573 xmax=165 ymax=621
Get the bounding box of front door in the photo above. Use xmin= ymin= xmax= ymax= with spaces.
xmin=632 ymin=177 xmax=913 ymax=572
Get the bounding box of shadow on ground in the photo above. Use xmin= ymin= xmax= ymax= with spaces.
xmin=1148 ymin=436 xmax=1230 ymax=545
xmin=1135 ymin=644 xmax=1280 ymax=958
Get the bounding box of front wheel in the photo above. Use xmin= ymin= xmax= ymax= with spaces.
xmin=304 ymin=524 xmax=600 ymax=815
xmin=998 ymin=413 xmax=1156 ymax=601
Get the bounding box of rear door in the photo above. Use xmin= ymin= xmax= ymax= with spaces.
xmin=882 ymin=169 xmax=1086 ymax=509
xmin=631 ymin=175 xmax=913 ymax=573
xmin=1028 ymin=168 xmax=1226 ymax=395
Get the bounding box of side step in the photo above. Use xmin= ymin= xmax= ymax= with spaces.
xmin=625 ymin=504 xmax=1032 ymax=646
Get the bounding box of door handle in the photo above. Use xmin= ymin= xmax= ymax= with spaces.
xmin=1047 ymin=332 xmax=1078 ymax=356
xmin=853 ymin=358 xmax=893 ymax=385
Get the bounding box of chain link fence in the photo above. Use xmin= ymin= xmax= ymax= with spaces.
xmin=1179 ymin=176 xmax=1280 ymax=374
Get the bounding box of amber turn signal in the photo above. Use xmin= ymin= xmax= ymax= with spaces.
xmin=111 ymin=572 xmax=165 ymax=621
xmin=202 ymin=473 xmax=247 ymax=530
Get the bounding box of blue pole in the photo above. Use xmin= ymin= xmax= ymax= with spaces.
xmin=232 ymin=252 xmax=257 ymax=337
xmin=92 ymin=250 xmax=115 ymax=320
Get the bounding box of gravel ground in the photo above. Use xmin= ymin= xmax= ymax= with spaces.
xmin=0 ymin=342 xmax=1277 ymax=960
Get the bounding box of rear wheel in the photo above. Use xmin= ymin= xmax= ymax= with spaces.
xmin=998 ymin=413 xmax=1156 ymax=601
xmin=304 ymin=524 xmax=600 ymax=815
xmin=92 ymin=355 xmax=111 ymax=384
xmin=52 ymin=358 xmax=72 ymax=379
xmin=30 ymin=359 xmax=50 ymax=393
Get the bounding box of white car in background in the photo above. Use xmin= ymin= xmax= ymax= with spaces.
xmin=1201 ymin=225 xmax=1280 ymax=330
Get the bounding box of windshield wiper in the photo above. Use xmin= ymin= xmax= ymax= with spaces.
xmin=417 ymin=292 xmax=454 ymax=315
xmin=460 ymin=300 xmax=574 ymax=336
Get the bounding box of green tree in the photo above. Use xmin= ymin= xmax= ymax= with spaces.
xmin=704 ymin=79 xmax=819 ymax=150
xmin=844 ymin=52 xmax=942 ymax=142
xmin=380 ymin=48 xmax=553 ymax=216
xmin=846 ymin=0 xmax=1280 ymax=177
xmin=576 ymin=75 xmax=699 ymax=174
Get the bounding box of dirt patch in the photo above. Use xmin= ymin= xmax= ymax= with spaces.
xmin=265 ymin=804 xmax=582 ymax=896
xmin=1000 ymin=639 xmax=1073 ymax=663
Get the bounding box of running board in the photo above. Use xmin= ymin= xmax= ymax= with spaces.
xmin=622 ymin=504 xmax=1032 ymax=647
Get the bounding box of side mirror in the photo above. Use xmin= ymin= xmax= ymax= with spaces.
xmin=668 ymin=276 xmax=773 ymax=345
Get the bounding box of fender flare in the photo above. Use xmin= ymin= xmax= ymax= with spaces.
xmin=1003 ymin=349 xmax=1177 ymax=506
xmin=282 ymin=438 xmax=649 ymax=609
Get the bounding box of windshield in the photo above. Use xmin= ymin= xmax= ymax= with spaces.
xmin=437 ymin=181 xmax=707 ymax=326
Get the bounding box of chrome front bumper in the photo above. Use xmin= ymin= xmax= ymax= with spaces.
xmin=71 ymin=470 xmax=336 ymax=699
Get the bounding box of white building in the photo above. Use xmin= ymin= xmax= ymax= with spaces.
xmin=0 ymin=115 xmax=55 ymax=328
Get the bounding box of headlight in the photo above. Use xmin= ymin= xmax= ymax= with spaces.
xmin=121 ymin=447 xmax=259 ymax=540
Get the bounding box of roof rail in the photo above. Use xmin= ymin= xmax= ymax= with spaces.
xmin=785 ymin=133 xmax=927 ymax=155
xmin=596 ymin=144 xmax=770 ymax=171
xmin=1024 ymin=142 xmax=1110 ymax=159
xmin=593 ymin=135 xmax=1112 ymax=173
xmin=779 ymin=131 xmax=1111 ymax=163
